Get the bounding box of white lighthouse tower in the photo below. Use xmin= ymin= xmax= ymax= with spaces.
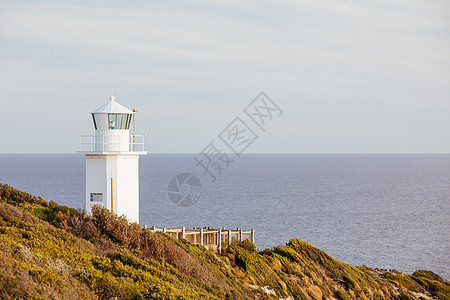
xmin=78 ymin=95 xmax=146 ymax=223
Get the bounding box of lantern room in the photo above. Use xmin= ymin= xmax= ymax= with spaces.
xmin=85 ymin=96 xmax=136 ymax=152
xmin=90 ymin=95 xmax=134 ymax=131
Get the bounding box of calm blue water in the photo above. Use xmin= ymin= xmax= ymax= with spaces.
xmin=0 ymin=154 xmax=449 ymax=279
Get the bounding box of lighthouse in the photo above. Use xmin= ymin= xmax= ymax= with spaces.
xmin=78 ymin=95 xmax=146 ymax=223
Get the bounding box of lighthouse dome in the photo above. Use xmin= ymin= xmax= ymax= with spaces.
xmin=90 ymin=96 xmax=134 ymax=131
xmin=91 ymin=96 xmax=134 ymax=114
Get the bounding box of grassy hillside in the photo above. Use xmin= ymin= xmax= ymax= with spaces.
xmin=0 ymin=183 xmax=448 ymax=299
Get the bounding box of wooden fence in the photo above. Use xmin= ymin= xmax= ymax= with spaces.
xmin=144 ymin=226 xmax=255 ymax=252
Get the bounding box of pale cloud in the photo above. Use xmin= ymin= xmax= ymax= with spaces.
xmin=0 ymin=0 xmax=449 ymax=153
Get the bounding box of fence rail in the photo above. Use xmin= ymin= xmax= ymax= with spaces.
xmin=144 ymin=226 xmax=255 ymax=253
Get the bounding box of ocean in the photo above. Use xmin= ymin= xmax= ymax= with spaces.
xmin=0 ymin=153 xmax=449 ymax=279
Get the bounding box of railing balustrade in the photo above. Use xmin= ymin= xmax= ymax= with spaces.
xmin=79 ymin=134 xmax=145 ymax=152
xmin=144 ymin=226 xmax=255 ymax=253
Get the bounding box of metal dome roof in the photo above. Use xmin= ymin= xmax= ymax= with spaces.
xmin=90 ymin=96 xmax=134 ymax=114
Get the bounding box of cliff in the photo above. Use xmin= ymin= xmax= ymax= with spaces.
xmin=0 ymin=183 xmax=448 ymax=299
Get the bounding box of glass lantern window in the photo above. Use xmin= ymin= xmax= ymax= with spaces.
xmin=91 ymin=114 xmax=97 ymax=130
xmin=125 ymin=114 xmax=132 ymax=129
xmin=127 ymin=114 xmax=132 ymax=129
xmin=108 ymin=114 xmax=116 ymax=129
xmin=107 ymin=113 xmax=132 ymax=130
xmin=116 ymin=114 xmax=123 ymax=129
xmin=124 ymin=114 xmax=132 ymax=129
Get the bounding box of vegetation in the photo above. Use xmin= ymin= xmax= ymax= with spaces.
xmin=0 ymin=182 xmax=449 ymax=299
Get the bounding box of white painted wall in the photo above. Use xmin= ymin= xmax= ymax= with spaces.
xmin=85 ymin=154 xmax=140 ymax=223
xmin=95 ymin=129 xmax=129 ymax=152
xmin=86 ymin=155 xmax=107 ymax=213
xmin=116 ymin=155 xmax=139 ymax=222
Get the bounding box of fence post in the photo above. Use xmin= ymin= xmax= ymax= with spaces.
xmin=163 ymin=228 xmax=166 ymax=233
xmin=200 ymin=227 xmax=204 ymax=246
xmin=239 ymin=228 xmax=242 ymax=242
xmin=228 ymin=230 xmax=232 ymax=246
xmin=251 ymin=228 xmax=255 ymax=244
xmin=217 ymin=228 xmax=222 ymax=253
xmin=182 ymin=227 xmax=186 ymax=239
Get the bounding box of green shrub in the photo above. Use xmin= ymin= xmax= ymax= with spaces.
xmin=412 ymin=269 xmax=444 ymax=282
xmin=232 ymin=239 xmax=256 ymax=252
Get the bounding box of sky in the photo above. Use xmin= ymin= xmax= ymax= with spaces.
xmin=0 ymin=0 xmax=449 ymax=153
